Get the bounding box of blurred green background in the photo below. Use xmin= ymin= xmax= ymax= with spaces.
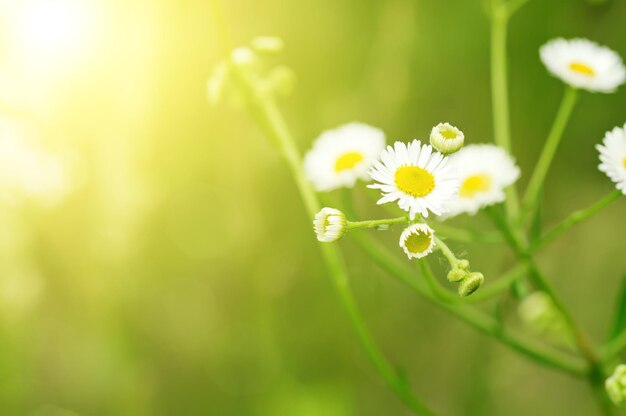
xmin=0 ymin=0 xmax=624 ymax=414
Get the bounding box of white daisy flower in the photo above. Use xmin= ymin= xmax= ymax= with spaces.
xmin=368 ymin=140 xmax=459 ymax=219
xmin=399 ymin=223 xmax=435 ymax=259
xmin=313 ymin=207 xmax=347 ymax=242
xmin=597 ymin=124 xmax=626 ymax=194
xmin=304 ymin=123 xmax=386 ymax=191
xmin=444 ymin=144 xmax=520 ymax=218
xmin=540 ymin=38 xmax=626 ymax=93
xmin=430 ymin=122 xmax=464 ymax=154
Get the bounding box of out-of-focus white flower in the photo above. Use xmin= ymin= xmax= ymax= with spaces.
xmin=444 ymin=144 xmax=520 ymax=218
xmin=304 ymin=123 xmax=385 ymax=191
xmin=597 ymin=123 xmax=626 ymax=194
xmin=540 ymin=38 xmax=626 ymax=93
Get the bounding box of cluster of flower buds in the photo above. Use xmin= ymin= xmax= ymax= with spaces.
xmin=207 ymin=36 xmax=296 ymax=107
xmin=446 ymin=259 xmax=484 ymax=297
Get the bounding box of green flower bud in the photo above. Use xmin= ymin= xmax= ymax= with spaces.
xmin=458 ymin=272 xmax=484 ymax=297
xmin=447 ymin=268 xmax=466 ymax=283
xmin=457 ymin=259 xmax=470 ymax=270
xmin=429 ymin=122 xmax=464 ymax=154
xmin=606 ymin=365 xmax=626 ymax=407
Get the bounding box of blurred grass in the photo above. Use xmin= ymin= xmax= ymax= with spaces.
xmin=0 ymin=0 xmax=624 ymax=414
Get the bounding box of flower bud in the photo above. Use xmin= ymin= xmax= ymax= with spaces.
xmin=251 ymin=36 xmax=284 ymax=53
xmin=457 ymin=259 xmax=470 ymax=270
xmin=447 ymin=268 xmax=466 ymax=283
xmin=458 ymin=272 xmax=484 ymax=297
xmin=606 ymin=364 xmax=626 ymax=407
xmin=313 ymin=208 xmax=347 ymax=242
xmin=430 ymin=122 xmax=464 ymax=154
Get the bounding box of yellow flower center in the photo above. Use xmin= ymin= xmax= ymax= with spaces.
xmin=459 ymin=174 xmax=492 ymax=198
xmin=623 ymin=156 xmax=626 ymax=169
xmin=395 ymin=166 xmax=435 ymax=197
xmin=335 ymin=151 xmax=364 ymax=172
xmin=405 ymin=230 xmax=432 ymax=254
xmin=569 ymin=61 xmax=595 ymax=77
xmin=440 ymin=128 xmax=458 ymax=140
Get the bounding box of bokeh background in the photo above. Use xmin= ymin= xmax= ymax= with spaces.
xmin=0 ymin=0 xmax=624 ymax=414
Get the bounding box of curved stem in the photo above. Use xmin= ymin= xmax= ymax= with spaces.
xmin=522 ymin=87 xmax=578 ymax=225
xmin=529 ymin=190 xmax=621 ymax=253
xmin=215 ymin=25 xmax=435 ymax=415
xmin=350 ymin=231 xmax=586 ymax=376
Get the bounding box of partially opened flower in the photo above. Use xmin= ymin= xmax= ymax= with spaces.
xmin=430 ymin=122 xmax=464 ymax=154
xmin=304 ymin=123 xmax=385 ymax=191
xmin=369 ymin=140 xmax=459 ymax=219
xmin=399 ymin=223 xmax=435 ymax=259
xmin=597 ymin=124 xmax=626 ymax=194
xmin=540 ymin=38 xmax=626 ymax=93
xmin=444 ymin=144 xmax=520 ymax=217
xmin=313 ymin=208 xmax=347 ymax=242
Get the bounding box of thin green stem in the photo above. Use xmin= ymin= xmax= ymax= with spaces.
xmin=530 ymin=190 xmax=622 ymax=253
xmin=522 ymin=87 xmax=578 ymax=225
xmin=348 ymin=216 xmax=408 ymax=230
xmin=217 ymin=28 xmax=434 ymax=416
xmin=487 ymin=208 xmax=602 ymax=372
xmin=504 ymin=0 xmax=531 ymax=17
xmin=419 ymin=259 xmax=460 ymax=303
xmin=601 ymin=330 xmax=626 ymax=362
xmin=490 ymin=4 xmax=520 ymax=222
xmin=433 ymin=236 xmax=459 ymax=266
xmin=350 ymin=231 xmax=586 ymax=376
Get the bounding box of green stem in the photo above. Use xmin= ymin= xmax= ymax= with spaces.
xmin=221 ymin=42 xmax=434 ymax=416
xmin=350 ymin=231 xmax=586 ymax=376
xmin=529 ymin=190 xmax=622 ymax=253
xmin=490 ymin=3 xmax=520 ymax=222
xmin=601 ymin=330 xmax=626 ymax=362
xmin=522 ymin=87 xmax=578 ymax=225
xmin=348 ymin=216 xmax=408 ymax=230
xmin=433 ymin=236 xmax=460 ymax=267
xmin=487 ymin=208 xmax=603 ymax=375
xmin=419 ymin=259 xmax=460 ymax=303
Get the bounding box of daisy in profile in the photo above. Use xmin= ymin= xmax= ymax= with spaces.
xmin=399 ymin=223 xmax=435 ymax=259
xmin=304 ymin=123 xmax=385 ymax=191
xmin=369 ymin=140 xmax=459 ymax=219
xmin=597 ymin=124 xmax=626 ymax=194
xmin=540 ymin=38 xmax=626 ymax=93
xmin=444 ymin=144 xmax=520 ymax=218
xmin=313 ymin=207 xmax=347 ymax=242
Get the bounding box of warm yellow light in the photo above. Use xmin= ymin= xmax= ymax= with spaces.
xmin=6 ymin=0 xmax=98 ymax=71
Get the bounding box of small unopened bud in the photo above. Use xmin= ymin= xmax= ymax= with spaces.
xmin=430 ymin=122 xmax=465 ymax=154
xmin=313 ymin=208 xmax=347 ymax=243
xmin=457 ymin=259 xmax=470 ymax=270
xmin=606 ymin=365 xmax=626 ymax=407
xmin=447 ymin=268 xmax=466 ymax=283
xmin=251 ymin=36 xmax=284 ymax=53
xmin=458 ymin=272 xmax=484 ymax=297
